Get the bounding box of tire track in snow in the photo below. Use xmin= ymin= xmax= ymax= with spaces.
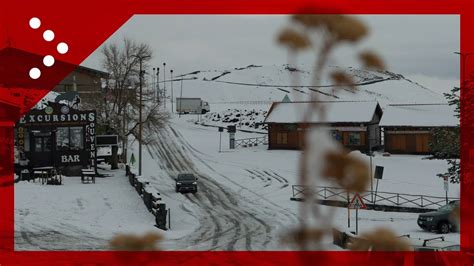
xmin=167 ymin=125 xmax=300 ymax=249
xmin=170 ymin=125 xmax=299 ymax=224
xmin=150 ymin=125 xmax=276 ymax=250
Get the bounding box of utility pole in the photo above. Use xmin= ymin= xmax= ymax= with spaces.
xmin=163 ymin=62 xmax=166 ymax=108
xmin=156 ymin=67 xmax=160 ymax=103
xmin=132 ymin=54 xmax=151 ymax=177
xmin=152 ymin=68 xmax=156 ymax=101
xmin=171 ymin=69 xmax=174 ymax=113
xmin=179 ymin=79 xmax=183 ymax=118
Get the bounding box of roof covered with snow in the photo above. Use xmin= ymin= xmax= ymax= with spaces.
xmin=264 ymin=101 xmax=381 ymax=124
xmin=379 ymin=104 xmax=458 ymax=127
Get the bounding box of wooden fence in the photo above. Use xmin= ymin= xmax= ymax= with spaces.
xmin=291 ymin=185 xmax=459 ymax=209
xmin=235 ymin=136 xmax=268 ymax=148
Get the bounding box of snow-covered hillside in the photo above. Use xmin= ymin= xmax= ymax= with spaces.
xmin=172 ymin=64 xmax=448 ymax=130
xmin=171 ymin=65 xmax=447 ymax=108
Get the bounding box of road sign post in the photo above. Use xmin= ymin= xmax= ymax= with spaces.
xmin=218 ymin=127 xmax=223 ymax=152
xmin=347 ymin=192 xmax=350 ymax=228
xmin=444 ymin=176 xmax=449 ymax=205
xmin=374 ymin=165 xmax=384 ymax=204
xmin=348 ymin=193 xmax=367 ymax=235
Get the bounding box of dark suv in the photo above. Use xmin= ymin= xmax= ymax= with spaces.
xmin=417 ymin=201 xmax=459 ymax=234
xmin=175 ymin=173 xmax=198 ymax=193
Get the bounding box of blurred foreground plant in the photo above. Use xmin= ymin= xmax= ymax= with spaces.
xmin=277 ymin=13 xmax=392 ymax=250
xmin=109 ymin=232 xmax=162 ymax=251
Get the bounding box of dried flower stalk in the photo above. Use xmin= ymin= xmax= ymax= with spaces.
xmin=348 ymin=228 xmax=411 ymax=251
xmin=277 ymin=13 xmax=385 ymax=250
xmin=109 ymin=232 xmax=162 ymax=251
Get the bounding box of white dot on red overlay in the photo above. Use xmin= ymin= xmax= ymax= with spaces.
xmin=43 ymin=30 xmax=55 ymax=42
xmin=57 ymin=42 xmax=68 ymax=54
xmin=43 ymin=55 xmax=55 ymax=67
xmin=29 ymin=68 xmax=41 ymax=79
xmin=29 ymin=17 xmax=41 ymax=29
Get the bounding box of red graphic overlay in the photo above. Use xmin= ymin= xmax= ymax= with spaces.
xmin=0 ymin=0 xmax=472 ymax=265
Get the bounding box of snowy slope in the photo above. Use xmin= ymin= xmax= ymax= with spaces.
xmin=171 ymin=65 xmax=446 ymax=108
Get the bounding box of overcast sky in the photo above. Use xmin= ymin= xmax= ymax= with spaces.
xmin=83 ymin=15 xmax=460 ymax=82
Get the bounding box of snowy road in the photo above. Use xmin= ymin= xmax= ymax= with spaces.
xmin=14 ymin=116 xmax=459 ymax=251
xmin=146 ymin=124 xmax=299 ymax=250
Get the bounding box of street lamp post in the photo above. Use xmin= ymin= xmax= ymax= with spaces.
xmin=163 ymin=63 xmax=166 ymax=108
xmin=171 ymin=69 xmax=174 ymax=113
xmin=156 ymin=67 xmax=160 ymax=103
xmin=152 ymin=68 xmax=155 ymax=101
xmin=179 ymin=79 xmax=183 ymax=118
xmin=132 ymin=54 xmax=151 ymax=177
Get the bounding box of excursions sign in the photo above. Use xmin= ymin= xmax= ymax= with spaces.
xmin=16 ymin=102 xmax=97 ymax=171
xmin=18 ymin=104 xmax=95 ymax=127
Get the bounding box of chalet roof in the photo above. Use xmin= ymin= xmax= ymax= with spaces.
xmin=75 ymin=65 xmax=109 ymax=78
xmin=379 ymin=104 xmax=458 ymax=127
xmin=264 ymin=101 xmax=381 ymax=124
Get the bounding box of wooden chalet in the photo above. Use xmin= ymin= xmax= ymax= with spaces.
xmin=263 ymin=101 xmax=383 ymax=151
xmin=379 ymin=104 xmax=458 ymax=154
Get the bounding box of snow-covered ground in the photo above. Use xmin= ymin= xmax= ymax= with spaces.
xmin=14 ymin=110 xmax=460 ymax=250
xmin=14 ymin=166 xmax=160 ymax=250
xmin=14 ymin=63 xmax=460 ymax=250
xmin=130 ymin=111 xmax=459 ymax=250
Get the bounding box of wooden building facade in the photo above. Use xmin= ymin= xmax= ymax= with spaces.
xmin=53 ymin=66 xmax=109 ymax=107
xmin=264 ymin=101 xmax=383 ymax=152
xmin=379 ymin=104 xmax=458 ymax=154
xmin=15 ymin=102 xmax=97 ymax=176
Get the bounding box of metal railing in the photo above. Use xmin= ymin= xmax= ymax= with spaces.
xmin=235 ymin=136 xmax=268 ymax=148
xmin=292 ymin=185 xmax=460 ymax=209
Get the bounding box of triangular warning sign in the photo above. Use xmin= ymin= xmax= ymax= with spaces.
xmin=348 ymin=193 xmax=367 ymax=209
xmin=282 ymin=94 xmax=291 ymax=103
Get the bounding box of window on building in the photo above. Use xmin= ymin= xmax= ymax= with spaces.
xmin=64 ymin=84 xmax=73 ymax=92
xmin=348 ymin=132 xmax=361 ymax=145
xmin=277 ymin=132 xmax=288 ymax=144
xmin=24 ymin=129 xmax=30 ymax=152
xmin=56 ymin=127 xmax=84 ymax=151
xmin=284 ymin=124 xmax=297 ymax=131
xmin=332 ymin=130 xmax=342 ymax=142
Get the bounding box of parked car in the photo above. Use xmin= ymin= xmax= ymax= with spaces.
xmin=175 ymin=173 xmax=198 ymax=193
xmin=417 ymin=201 xmax=459 ymax=234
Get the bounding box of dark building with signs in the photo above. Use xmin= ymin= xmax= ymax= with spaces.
xmin=263 ymin=101 xmax=383 ymax=151
xmin=15 ymin=102 xmax=96 ymax=176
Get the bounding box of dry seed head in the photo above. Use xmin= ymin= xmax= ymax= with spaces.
xmin=348 ymin=228 xmax=411 ymax=251
xmin=277 ymin=28 xmax=311 ymax=51
xmin=109 ymin=232 xmax=162 ymax=251
xmin=282 ymin=227 xmax=326 ymax=246
xmin=292 ymin=14 xmax=336 ymax=29
xmin=330 ymin=71 xmax=356 ymax=91
xmin=450 ymin=205 xmax=460 ymax=222
xmin=359 ymin=51 xmax=385 ymax=70
xmin=326 ymin=15 xmax=368 ymax=43
xmin=291 ymin=15 xmax=368 ymax=43
xmin=321 ymin=150 xmax=370 ymax=193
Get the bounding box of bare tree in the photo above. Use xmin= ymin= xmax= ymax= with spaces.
xmin=96 ymin=38 xmax=169 ymax=169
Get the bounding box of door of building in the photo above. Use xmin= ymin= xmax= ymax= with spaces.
xmin=30 ymin=131 xmax=53 ymax=167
